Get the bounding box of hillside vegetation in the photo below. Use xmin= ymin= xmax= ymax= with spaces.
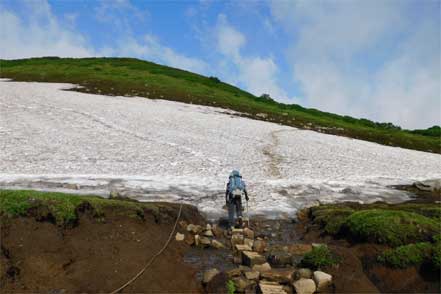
xmin=1 ymin=57 xmax=439 ymax=153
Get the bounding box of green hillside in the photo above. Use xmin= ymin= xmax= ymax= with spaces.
xmin=0 ymin=57 xmax=439 ymax=153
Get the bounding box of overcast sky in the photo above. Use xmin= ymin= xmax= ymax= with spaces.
xmin=1 ymin=0 xmax=439 ymax=129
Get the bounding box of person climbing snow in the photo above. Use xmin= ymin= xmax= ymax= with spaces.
xmin=225 ymin=170 xmax=249 ymax=229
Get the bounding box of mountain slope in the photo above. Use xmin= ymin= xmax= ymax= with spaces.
xmin=0 ymin=57 xmax=439 ymax=153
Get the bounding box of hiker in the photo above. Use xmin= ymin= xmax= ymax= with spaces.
xmin=225 ymin=170 xmax=249 ymax=228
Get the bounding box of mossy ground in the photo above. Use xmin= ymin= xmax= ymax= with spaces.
xmin=1 ymin=57 xmax=439 ymax=153
xmin=309 ymin=202 xmax=441 ymax=269
xmin=0 ymin=189 xmax=162 ymax=225
xmin=301 ymin=244 xmax=340 ymax=270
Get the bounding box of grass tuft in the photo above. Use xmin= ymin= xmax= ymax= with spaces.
xmin=301 ymin=245 xmax=340 ymax=269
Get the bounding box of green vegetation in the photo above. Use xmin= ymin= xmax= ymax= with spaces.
xmin=311 ymin=207 xmax=354 ymax=235
xmin=345 ymin=209 xmax=438 ymax=246
xmin=301 ymin=245 xmax=340 ymax=269
xmin=378 ymin=242 xmax=434 ymax=268
xmin=410 ymin=126 xmax=441 ymax=137
xmin=226 ymin=279 xmax=236 ymax=294
xmin=1 ymin=57 xmax=439 ymax=153
xmin=0 ymin=189 xmax=161 ymax=225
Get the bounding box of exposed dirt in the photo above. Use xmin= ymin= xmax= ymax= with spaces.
xmin=0 ymin=202 xmax=205 ymax=293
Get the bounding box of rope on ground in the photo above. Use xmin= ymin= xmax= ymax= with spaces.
xmin=110 ymin=203 xmax=183 ymax=294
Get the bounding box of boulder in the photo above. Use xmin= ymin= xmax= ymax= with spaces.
xmin=313 ymin=271 xmax=332 ymax=291
xmin=253 ymin=239 xmax=267 ymax=253
xmin=267 ymin=250 xmax=294 ymax=267
xmin=203 ymin=268 xmax=220 ymax=285
xmin=244 ymin=238 xmax=254 ymax=248
xmin=175 ymin=232 xmax=185 ymax=241
xmin=252 ymin=262 xmax=271 ymax=273
xmin=260 ymin=269 xmax=294 ymax=284
xmin=211 ymin=239 xmax=225 ymax=249
xmin=243 ymin=228 xmax=255 ymax=239
xmin=242 ymin=251 xmax=266 ymax=267
xmin=187 ymin=224 xmax=202 ymax=234
xmin=294 ymin=268 xmax=312 ymax=280
xmin=258 ymin=281 xmax=288 ymax=294
xmin=244 ymin=270 xmax=260 ymax=281
xmin=292 ymin=278 xmax=316 ymax=294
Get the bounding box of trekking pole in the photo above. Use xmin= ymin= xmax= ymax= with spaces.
xmin=246 ymin=200 xmax=250 ymax=228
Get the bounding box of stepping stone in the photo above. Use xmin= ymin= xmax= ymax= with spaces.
xmin=244 ymin=238 xmax=254 ymax=248
xmin=232 ymin=228 xmax=244 ymax=234
xmin=313 ymin=271 xmax=332 ymax=291
xmin=231 ymin=234 xmax=244 ymax=246
xmin=258 ymin=281 xmax=288 ymax=294
xmin=260 ymin=269 xmax=295 ymax=284
xmin=243 ymin=227 xmax=254 ymax=239
xmin=235 ymin=244 xmax=252 ymax=252
xmin=242 ymin=251 xmax=266 ymax=267
xmin=175 ymin=232 xmax=185 ymax=241
xmin=252 ymin=262 xmax=271 ymax=273
xmin=245 ymin=270 xmax=260 ymax=281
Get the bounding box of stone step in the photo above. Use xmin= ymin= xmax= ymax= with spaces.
xmin=258 ymin=281 xmax=288 ymax=294
xmin=242 ymin=251 xmax=266 ymax=267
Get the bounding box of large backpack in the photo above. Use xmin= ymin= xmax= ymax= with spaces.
xmin=229 ymin=175 xmax=245 ymax=197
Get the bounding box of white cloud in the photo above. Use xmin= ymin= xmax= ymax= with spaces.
xmin=214 ymin=15 xmax=291 ymax=101
xmin=0 ymin=1 xmax=94 ymax=58
xmin=270 ymin=0 xmax=440 ymax=129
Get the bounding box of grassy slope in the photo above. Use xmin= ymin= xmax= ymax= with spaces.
xmin=0 ymin=57 xmax=439 ymax=153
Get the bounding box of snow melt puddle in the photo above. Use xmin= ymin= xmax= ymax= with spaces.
xmin=0 ymin=174 xmax=414 ymax=219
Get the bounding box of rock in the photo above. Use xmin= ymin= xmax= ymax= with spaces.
xmin=199 ymin=236 xmax=211 ymax=247
xmin=194 ymin=234 xmax=200 ymax=246
xmin=203 ymin=230 xmax=214 ymax=237
xmin=292 ymin=278 xmax=316 ymax=294
xmin=242 ymin=251 xmax=266 ymax=267
xmin=253 ymin=239 xmax=267 ymax=253
xmin=260 ymin=269 xmax=295 ymax=284
xmin=414 ymin=179 xmax=441 ymax=192
xmin=235 ymin=244 xmax=252 ymax=252
xmin=252 ymin=262 xmax=271 ymax=273
xmin=243 ymin=228 xmax=255 ymax=239
xmin=232 ymin=228 xmax=244 ymax=235
xmin=258 ymin=281 xmax=288 ymax=294
xmin=186 ymin=224 xmax=199 ymax=234
xmin=226 ymin=268 xmax=242 ymax=278
xmin=267 ymin=250 xmax=294 ymax=267
xmin=244 ymin=270 xmax=260 ymax=281
xmin=211 ymin=239 xmax=225 ymax=249
xmin=244 ymin=238 xmax=254 ymax=248
xmin=185 ymin=234 xmax=195 ymax=246
xmin=175 ymin=232 xmax=185 ymax=241
xmin=206 ymin=223 xmax=212 ymax=231
xmin=231 ymin=234 xmax=244 ymax=247
xmin=65 ymin=183 xmax=80 ymax=190
xmin=294 ymin=268 xmax=313 ymax=280
xmin=233 ymin=256 xmax=242 ymax=264
xmin=212 ymin=224 xmax=224 ymax=237
xmin=233 ymin=277 xmax=254 ymax=293
xmin=239 ymin=265 xmax=251 ymax=272
xmin=178 ymin=220 xmax=188 ymax=229
xmin=256 ymin=113 xmax=268 ymax=119
xmin=313 ymin=271 xmax=332 ymax=291
xmin=203 ymin=268 xmax=220 ymax=285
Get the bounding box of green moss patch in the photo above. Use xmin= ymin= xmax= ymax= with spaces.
xmin=301 ymin=245 xmax=340 ymax=269
xmin=0 ymin=189 xmax=158 ymax=225
xmin=378 ymin=242 xmax=433 ymax=268
xmin=344 ymin=209 xmax=438 ymax=247
xmin=311 ymin=206 xmax=354 ymax=235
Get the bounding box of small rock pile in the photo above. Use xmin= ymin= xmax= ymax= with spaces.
xmin=201 ymin=227 xmax=334 ymax=294
xmin=175 ymin=221 xmax=226 ymax=249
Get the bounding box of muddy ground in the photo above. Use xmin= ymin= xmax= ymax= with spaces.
xmin=1 ymin=190 xmax=440 ymax=293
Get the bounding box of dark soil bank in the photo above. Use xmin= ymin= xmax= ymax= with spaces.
xmin=1 ymin=201 xmax=205 ymax=293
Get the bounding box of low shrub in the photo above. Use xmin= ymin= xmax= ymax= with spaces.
xmin=301 ymin=245 xmax=340 ymax=269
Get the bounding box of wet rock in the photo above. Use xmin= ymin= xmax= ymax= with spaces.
xmin=292 ymin=278 xmax=316 ymax=294
xmin=175 ymin=232 xmax=185 ymax=241
xmin=203 ymin=268 xmax=220 ymax=285
xmin=294 ymin=268 xmax=312 ymax=280
xmin=258 ymin=281 xmax=287 ymax=294
xmin=252 ymin=262 xmax=271 ymax=273
xmin=211 ymin=240 xmax=225 ymax=249
xmin=243 ymin=228 xmax=255 ymax=239
xmin=242 ymin=251 xmax=266 ymax=267
xmin=226 ymin=268 xmax=242 ymax=278
xmin=260 ymin=269 xmax=295 ymax=284
xmin=245 ymin=270 xmax=260 ymax=281
xmin=244 ymin=238 xmax=254 ymax=248
xmin=253 ymin=239 xmax=267 ymax=253
xmin=313 ymin=271 xmax=332 ymax=291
